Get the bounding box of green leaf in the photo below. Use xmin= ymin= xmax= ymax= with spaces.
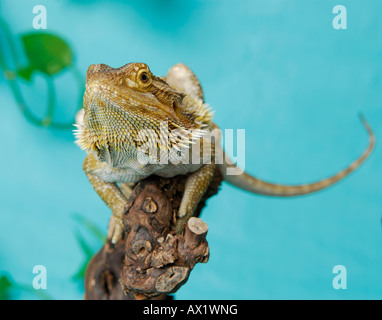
xmin=0 ymin=273 xmax=53 ymax=300
xmin=0 ymin=275 xmax=13 ymax=300
xmin=71 ymin=260 xmax=89 ymax=282
xmin=15 ymin=284 xmax=54 ymax=300
xmin=71 ymin=213 xmax=106 ymax=282
xmin=72 ymin=213 xmax=107 ymax=243
xmin=74 ymin=231 xmax=95 ymax=259
xmin=21 ymin=32 xmax=73 ymax=76
xmin=16 ymin=65 xmax=34 ymax=81
xmin=71 ymin=231 xmax=95 ymax=282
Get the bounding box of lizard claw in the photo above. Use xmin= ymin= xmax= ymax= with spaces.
xmin=107 ymin=215 xmax=124 ymax=245
xmin=175 ymin=203 xmax=194 ymax=234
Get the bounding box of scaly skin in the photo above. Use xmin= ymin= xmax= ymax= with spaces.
xmin=75 ymin=62 xmax=375 ymax=244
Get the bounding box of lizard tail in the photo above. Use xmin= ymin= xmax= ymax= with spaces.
xmin=219 ymin=115 xmax=375 ymax=197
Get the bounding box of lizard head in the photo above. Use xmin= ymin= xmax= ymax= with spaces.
xmin=76 ymin=62 xmax=212 ymax=165
xmin=84 ymin=62 xmax=184 ymax=119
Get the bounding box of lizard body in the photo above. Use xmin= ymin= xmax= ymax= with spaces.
xmin=75 ymin=62 xmax=375 ymax=243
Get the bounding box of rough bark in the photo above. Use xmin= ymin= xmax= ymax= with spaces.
xmin=84 ymin=167 xmax=223 ymax=300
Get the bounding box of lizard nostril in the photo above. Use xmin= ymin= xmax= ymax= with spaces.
xmin=87 ymin=64 xmax=100 ymax=76
xmin=86 ymin=64 xmax=113 ymax=77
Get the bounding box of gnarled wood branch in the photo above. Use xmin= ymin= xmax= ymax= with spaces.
xmin=84 ymin=167 xmax=222 ymax=300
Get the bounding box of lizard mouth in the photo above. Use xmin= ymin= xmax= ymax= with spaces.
xmin=85 ymin=79 xmax=179 ymax=121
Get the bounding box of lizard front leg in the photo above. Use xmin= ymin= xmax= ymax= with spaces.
xmin=166 ymin=63 xmax=216 ymax=233
xmin=83 ymin=153 xmax=128 ymax=244
xmin=119 ymin=182 xmax=134 ymax=199
xmin=175 ymin=163 xmax=215 ymax=234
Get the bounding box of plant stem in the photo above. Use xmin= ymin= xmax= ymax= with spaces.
xmin=42 ymin=76 xmax=56 ymax=126
xmin=0 ymin=17 xmax=22 ymax=69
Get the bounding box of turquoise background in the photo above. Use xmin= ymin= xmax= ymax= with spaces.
xmin=0 ymin=0 xmax=381 ymax=299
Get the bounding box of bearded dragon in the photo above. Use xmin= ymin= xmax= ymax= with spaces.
xmin=75 ymin=62 xmax=375 ymax=244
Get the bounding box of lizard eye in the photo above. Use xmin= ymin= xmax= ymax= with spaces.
xmin=140 ymin=72 xmax=148 ymax=83
xmin=137 ymin=70 xmax=151 ymax=86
